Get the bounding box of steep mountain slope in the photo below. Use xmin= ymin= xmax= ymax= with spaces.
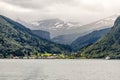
xmin=79 ymin=16 xmax=120 ymax=59
xmin=71 ymin=28 xmax=111 ymax=51
xmin=0 ymin=15 xmax=71 ymax=57
xmin=32 ymin=30 xmax=50 ymax=40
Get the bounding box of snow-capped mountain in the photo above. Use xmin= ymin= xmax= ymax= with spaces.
xmin=51 ymin=14 xmax=119 ymax=45
xmin=73 ymin=14 xmax=119 ymax=35
xmin=31 ymin=18 xmax=81 ymax=30
xmin=30 ymin=18 xmax=81 ymax=37
xmin=30 ymin=14 xmax=118 ymax=38
xmin=17 ymin=14 xmax=119 ymax=44
xmin=83 ymin=14 xmax=118 ymax=30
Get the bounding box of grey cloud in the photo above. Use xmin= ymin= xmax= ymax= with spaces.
xmin=1 ymin=0 xmax=75 ymax=9
xmin=0 ymin=0 xmax=120 ymax=24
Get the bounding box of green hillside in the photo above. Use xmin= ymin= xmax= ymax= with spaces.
xmin=0 ymin=15 xmax=71 ymax=58
xmin=79 ymin=16 xmax=120 ymax=59
xmin=71 ymin=28 xmax=110 ymax=51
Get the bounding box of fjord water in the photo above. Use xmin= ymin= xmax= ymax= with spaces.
xmin=0 ymin=59 xmax=119 ymax=80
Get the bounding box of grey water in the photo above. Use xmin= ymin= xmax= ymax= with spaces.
xmin=0 ymin=59 xmax=119 ymax=80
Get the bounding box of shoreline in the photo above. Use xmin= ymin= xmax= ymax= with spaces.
xmin=0 ymin=58 xmax=119 ymax=60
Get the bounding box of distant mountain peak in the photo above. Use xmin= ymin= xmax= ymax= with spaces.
xmin=30 ymin=18 xmax=82 ymax=37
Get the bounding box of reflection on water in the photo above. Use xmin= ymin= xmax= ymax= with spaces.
xmin=0 ymin=59 xmax=119 ymax=80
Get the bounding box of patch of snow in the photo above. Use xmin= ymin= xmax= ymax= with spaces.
xmin=55 ymin=22 xmax=60 ymax=26
xmin=31 ymin=22 xmax=40 ymax=26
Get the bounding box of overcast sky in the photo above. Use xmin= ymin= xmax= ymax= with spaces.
xmin=0 ymin=0 xmax=120 ymax=24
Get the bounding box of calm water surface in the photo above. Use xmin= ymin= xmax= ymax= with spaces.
xmin=0 ymin=59 xmax=119 ymax=80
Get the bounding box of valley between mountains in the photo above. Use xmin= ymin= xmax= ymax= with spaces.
xmin=0 ymin=14 xmax=120 ymax=59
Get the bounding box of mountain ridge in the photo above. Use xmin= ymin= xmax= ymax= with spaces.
xmin=26 ymin=14 xmax=118 ymax=44
xmin=29 ymin=14 xmax=118 ymax=38
xmin=71 ymin=28 xmax=111 ymax=51
xmin=0 ymin=15 xmax=71 ymax=57
xmin=79 ymin=16 xmax=120 ymax=59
